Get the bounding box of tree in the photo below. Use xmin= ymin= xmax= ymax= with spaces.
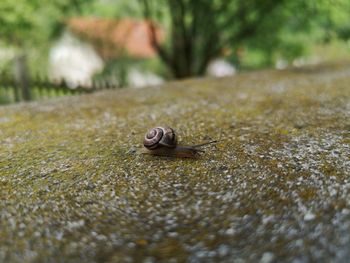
xmin=139 ymin=0 xmax=349 ymax=79
xmin=139 ymin=0 xmax=283 ymax=78
xmin=0 ymin=0 xmax=96 ymax=46
xmin=0 ymin=0 xmax=94 ymax=100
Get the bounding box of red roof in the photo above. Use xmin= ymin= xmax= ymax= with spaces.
xmin=67 ymin=17 xmax=164 ymax=60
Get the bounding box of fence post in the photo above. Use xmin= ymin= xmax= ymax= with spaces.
xmin=14 ymin=53 xmax=31 ymax=101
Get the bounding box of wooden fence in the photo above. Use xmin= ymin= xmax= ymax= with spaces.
xmin=0 ymin=74 xmax=119 ymax=105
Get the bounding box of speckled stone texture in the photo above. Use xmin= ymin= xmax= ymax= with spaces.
xmin=0 ymin=63 xmax=349 ymax=262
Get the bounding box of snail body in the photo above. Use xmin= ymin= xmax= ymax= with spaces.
xmin=142 ymin=126 xmax=216 ymax=158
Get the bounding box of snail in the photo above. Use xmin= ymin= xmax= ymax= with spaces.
xmin=142 ymin=126 xmax=217 ymax=158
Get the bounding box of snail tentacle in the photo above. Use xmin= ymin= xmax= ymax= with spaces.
xmin=191 ymin=140 xmax=218 ymax=148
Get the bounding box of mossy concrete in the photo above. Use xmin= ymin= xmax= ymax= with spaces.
xmin=0 ymin=63 xmax=349 ymax=262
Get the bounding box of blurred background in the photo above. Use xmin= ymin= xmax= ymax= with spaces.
xmin=1 ymin=0 xmax=350 ymax=104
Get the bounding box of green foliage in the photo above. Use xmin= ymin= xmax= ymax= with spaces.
xmin=0 ymin=0 xmax=39 ymax=45
xmin=95 ymin=57 xmax=132 ymax=87
xmin=140 ymin=0 xmax=350 ymax=76
xmin=1 ymin=0 xmax=350 ymax=81
xmin=82 ymin=0 xmax=141 ymax=18
xmin=0 ymin=0 xmax=96 ymax=76
xmin=94 ymin=56 xmax=165 ymax=87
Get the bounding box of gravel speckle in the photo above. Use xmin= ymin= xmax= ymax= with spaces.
xmin=304 ymin=212 xmax=316 ymax=221
xmin=260 ymin=252 xmax=275 ymax=263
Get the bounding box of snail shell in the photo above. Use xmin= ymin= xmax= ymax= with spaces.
xmin=143 ymin=127 xmax=177 ymax=150
xmin=142 ymin=126 xmax=217 ymax=158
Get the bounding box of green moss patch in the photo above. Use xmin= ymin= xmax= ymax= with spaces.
xmin=0 ymin=63 xmax=349 ymax=262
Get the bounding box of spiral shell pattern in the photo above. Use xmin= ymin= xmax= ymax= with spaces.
xmin=143 ymin=127 xmax=177 ymax=150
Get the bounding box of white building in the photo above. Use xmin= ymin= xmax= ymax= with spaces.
xmin=49 ymin=31 xmax=104 ymax=88
xmin=49 ymin=17 xmax=165 ymax=88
